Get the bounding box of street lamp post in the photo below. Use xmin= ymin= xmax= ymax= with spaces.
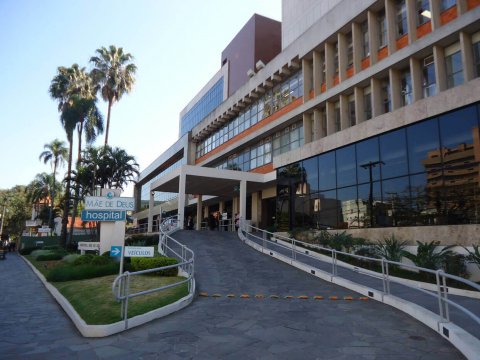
xmin=360 ymin=160 xmax=384 ymax=227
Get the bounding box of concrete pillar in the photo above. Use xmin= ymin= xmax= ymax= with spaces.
xmin=457 ymin=0 xmax=468 ymax=15
xmin=177 ymin=171 xmax=186 ymax=229
xmin=196 ymin=195 xmax=203 ymax=230
xmin=406 ymin=0 xmax=417 ymax=43
xmin=433 ymin=45 xmax=447 ymax=92
xmin=368 ymin=10 xmax=378 ymax=65
xmin=302 ymin=58 xmax=312 ymax=102
xmin=385 ymin=0 xmax=397 ymax=54
xmin=313 ymin=51 xmax=322 ymax=96
xmin=389 ymin=68 xmax=402 ymax=111
xmin=354 ymin=86 xmax=365 ymax=124
xmin=410 ymin=57 xmax=423 ymax=102
xmin=239 ymin=180 xmax=247 ymax=223
xmin=147 ymin=191 xmax=154 ymax=233
xmin=430 ymin=0 xmax=441 ymax=31
xmin=339 ymin=94 xmax=349 ymax=130
xmin=460 ymin=31 xmax=475 ymax=82
xmin=251 ymin=191 xmax=262 ymax=228
xmin=352 ymin=22 xmax=362 ymax=74
xmin=371 ymin=78 xmax=383 ymax=118
xmin=313 ymin=109 xmax=322 ymax=140
xmin=303 ymin=112 xmax=313 ymax=144
xmin=338 ymin=32 xmax=347 ymax=82
xmin=219 ymin=200 xmax=225 ymax=214
xmin=326 ymin=101 xmax=335 ymax=135
xmin=325 ymin=42 xmax=335 ymax=89
xmin=203 ymin=204 xmax=209 ymax=219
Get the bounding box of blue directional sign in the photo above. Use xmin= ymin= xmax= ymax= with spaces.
xmin=110 ymin=246 xmax=122 ymax=257
xmin=81 ymin=210 xmax=126 ymax=222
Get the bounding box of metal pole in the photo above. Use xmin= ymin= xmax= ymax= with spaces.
xmin=441 ymin=271 xmax=450 ymax=321
xmin=436 ymin=270 xmax=445 ymax=320
xmin=381 ymin=258 xmax=386 ymax=294
xmin=331 ymin=250 xmax=336 ymax=276
xmin=124 ymin=272 xmax=130 ymax=330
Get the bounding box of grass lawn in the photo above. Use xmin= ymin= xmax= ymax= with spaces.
xmin=25 ymin=255 xmax=189 ymax=325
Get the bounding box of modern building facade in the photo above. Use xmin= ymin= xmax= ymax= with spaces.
xmin=134 ymin=0 xmax=480 ymax=245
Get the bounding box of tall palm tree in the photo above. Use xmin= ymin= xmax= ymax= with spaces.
xmin=49 ymin=64 xmax=98 ymax=247
xmin=90 ymin=45 xmax=137 ymax=146
xmin=25 ymin=173 xmax=61 ymax=224
xmin=39 ymin=139 xmax=67 ymax=228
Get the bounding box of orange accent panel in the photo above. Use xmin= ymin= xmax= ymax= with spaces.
xmin=377 ymin=46 xmax=389 ymax=61
xmin=416 ymin=21 xmax=432 ymax=39
xmin=250 ymin=162 xmax=274 ymax=174
xmin=396 ymin=34 xmax=408 ymax=50
xmin=321 ymin=83 xmax=326 ymax=93
xmin=467 ymin=0 xmax=480 ymax=9
xmin=440 ymin=6 xmax=457 ymax=25
xmin=346 ymin=66 xmax=354 ymax=78
xmin=333 ymin=75 xmax=340 ymax=86
xmin=195 ymin=97 xmax=304 ymax=164
xmin=361 ymin=57 xmax=370 ymax=70
xmin=309 ymin=89 xmax=314 ymax=99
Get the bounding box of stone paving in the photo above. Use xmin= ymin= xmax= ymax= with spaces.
xmin=0 ymin=232 xmax=465 ymax=359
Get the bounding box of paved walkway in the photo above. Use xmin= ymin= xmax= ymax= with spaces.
xmin=0 ymin=232 xmax=465 ymax=359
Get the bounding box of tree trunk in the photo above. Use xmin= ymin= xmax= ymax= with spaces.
xmin=104 ymin=100 xmax=112 ymax=146
xmin=49 ymin=162 xmax=57 ymax=231
xmin=69 ymin=123 xmax=84 ymax=244
xmin=61 ymin=140 xmax=74 ymax=248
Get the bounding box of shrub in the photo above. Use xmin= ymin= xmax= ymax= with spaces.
xmin=36 ymin=253 xmax=63 ymax=261
xmin=130 ymin=257 xmax=178 ymax=276
xmin=43 ymin=245 xmax=61 ymax=251
xmin=373 ymin=235 xmax=408 ymax=263
xmin=63 ymin=254 xmax=81 ymax=264
xmin=73 ymin=254 xmax=95 ymax=266
xmin=90 ymin=255 xmax=112 ymax=266
xmin=125 ymin=234 xmax=158 ymax=246
xmin=47 ymin=263 xmax=119 ymax=282
xmin=31 ymin=249 xmax=54 ymax=258
xmin=443 ymin=253 xmax=468 ymax=278
xmin=19 ymin=247 xmax=38 ymax=255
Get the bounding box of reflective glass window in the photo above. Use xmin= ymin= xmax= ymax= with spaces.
xmin=407 ymin=119 xmax=440 ymax=174
xmin=357 ymin=137 xmax=380 ymax=184
xmin=380 ymin=176 xmax=411 ymax=227
xmin=303 ymin=157 xmax=319 ymax=193
xmin=317 ymin=190 xmax=338 ymax=228
xmin=358 ymin=181 xmax=381 ymax=227
xmin=337 ymin=186 xmax=359 ymax=229
xmin=336 ymin=144 xmax=357 ymax=188
xmin=380 ymin=128 xmax=408 ymax=179
xmin=319 ymin=152 xmax=336 ymax=191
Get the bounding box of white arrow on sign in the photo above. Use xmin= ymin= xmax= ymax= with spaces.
xmin=111 ymin=247 xmax=121 ymax=256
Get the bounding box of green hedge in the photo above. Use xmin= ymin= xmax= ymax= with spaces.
xmin=130 ymin=257 xmax=178 ymax=276
xmin=125 ymin=234 xmax=158 ymax=246
xmin=46 ymin=263 xmax=119 ymax=282
xmin=36 ymin=253 xmax=63 ymax=261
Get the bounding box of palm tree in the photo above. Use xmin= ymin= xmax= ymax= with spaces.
xmin=49 ymin=64 xmax=98 ymax=247
xmin=374 ymin=235 xmax=408 ymax=262
xmin=403 ymin=240 xmax=453 ymax=270
xmin=39 ymin=139 xmax=67 ymax=228
xmin=25 ymin=173 xmax=61 ymax=224
xmin=90 ymin=45 xmax=137 ymax=145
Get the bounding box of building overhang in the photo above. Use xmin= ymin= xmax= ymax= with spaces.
xmin=150 ymin=164 xmax=276 ymax=197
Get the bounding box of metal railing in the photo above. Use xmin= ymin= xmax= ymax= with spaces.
xmin=238 ymin=222 xmax=480 ymax=339
xmin=112 ymin=215 xmax=194 ymax=330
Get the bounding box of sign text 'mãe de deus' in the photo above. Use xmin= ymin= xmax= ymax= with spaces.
xmin=82 ymin=194 xmax=134 ymax=222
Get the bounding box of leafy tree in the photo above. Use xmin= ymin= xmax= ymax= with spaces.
xmin=0 ymin=187 xmax=30 ymax=241
xmin=39 ymin=139 xmax=67 ymax=227
xmin=90 ymin=45 xmax=137 ymax=145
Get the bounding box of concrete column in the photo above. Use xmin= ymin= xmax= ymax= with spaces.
xmin=433 ymin=45 xmax=447 ymax=92
xmin=177 ymin=170 xmax=186 ymax=229
xmin=313 ymin=109 xmax=322 ymax=140
xmin=338 ymin=32 xmax=347 ymax=82
xmin=457 ymin=0 xmax=468 ymax=15
xmin=203 ymin=204 xmax=209 ymax=219
xmin=339 ymin=94 xmax=349 ymax=130
xmin=352 ymin=22 xmax=362 ymax=74
xmin=368 ymin=10 xmax=378 ymax=64
xmin=430 ymin=0 xmax=441 ymax=31
xmin=406 ymin=0 xmax=417 ymax=43
xmin=239 ymin=180 xmax=247 ymax=223
xmin=303 ymin=112 xmax=312 ymax=144
xmin=219 ymin=200 xmax=225 ymax=214
xmin=313 ymin=51 xmax=322 ymax=96
xmin=390 ymin=68 xmax=402 ymax=111
xmin=147 ymin=191 xmax=154 ymax=233
xmin=196 ymin=195 xmax=203 ymax=230
xmin=385 ymin=0 xmax=397 ymax=54
xmin=354 ymin=86 xmax=365 ymax=124
xmin=251 ymin=191 xmax=262 ymax=228
xmin=410 ymin=57 xmax=423 ymax=102
xmin=325 ymin=42 xmax=335 ymax=89
xmin=371 ymin=78 xmax=383 ymax=118
xmin=460 ymin=31 xmax=475 ymax=82
xmin=326 ymin=101 xmax=335 ymax=135
xmin=302 ymin=58 xmax=312 ymax=102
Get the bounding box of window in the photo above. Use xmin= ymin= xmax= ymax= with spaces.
xmin=336 ymin=145 xmax=357 ymax=188
xmin=445 ymin=44 xmax=463 ymax=88
xmin=381 ymin=79 xmax=391 ymax=113
xmin=348 ymin=95 xmax=356 ymax=127
xmin=401 ymin=69 xmax=413 ymax=106
xmin=441 ymin=0 xmax=456 ymax=12
xmin=378 ymin=11 xmax=387 ymax=47
xmin=346 ymin=32 xmax=353 ymax=67
xmin=422 ymin=55 xmax=436 ymax=98
xmin=364 ymin=87 xmax=372 ymax=120
xmin=334 ymin=102 xmax=341 ymax=132
xmin=361 ymin=21 xmax=370 ymax=58
xmin=473 ymin=35 xmax=480 ymax=77
xmin=396 ymin=0 xmax=408 ymax=38
xmin=416 ymin=0 xmax=431 ymax=26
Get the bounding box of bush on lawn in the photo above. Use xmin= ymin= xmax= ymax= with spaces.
xmin=62 ymin=254 xmax=81 ymax=264
xmin=19 ymin=247 xmax=38 ymax=255
xmin=130 ymin=257 xmax=178 ymax=276
xmin=91 ymin=255 xmax=112 ymax=266
xmin=73 ymin=254 xmax=95 ymax=266
xmin=36 ymin=253 xmax=64 ymax=261
xmin=46 ymin=263 xmax=119 ymax=282
xmin=31 ymin=249 xmax=54 ymax=257
xmin=43 ymin=245 xmax=62 ymax=251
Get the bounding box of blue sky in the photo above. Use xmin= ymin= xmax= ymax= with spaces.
xmin=0 ymin=0 xmax=281 ymax=195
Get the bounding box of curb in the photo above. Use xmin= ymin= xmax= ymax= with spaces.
xmin=21 ymin=255 xmax=195 ymax=337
